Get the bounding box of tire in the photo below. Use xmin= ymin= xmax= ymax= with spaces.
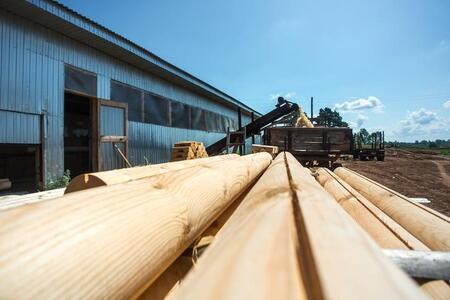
xmin=377 ymin=155 xmax=385 ymax=161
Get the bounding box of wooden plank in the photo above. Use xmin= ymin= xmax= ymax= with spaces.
xmin=169 ymin=153 xmax=426 ymax=300
xmin=335 ymin=167 xmax=450 ymax=251
xmin=0 ymin=188 xmax=65 ymax=210
xmin=171 ymin=146 xmax=193 ymax=154
xmin=315 ymin=168 xmax=450 ymax=299
xmin=100 ymin=135 xmax=127 ymax=142
xmin=138 ymin=187 xmax=251 ymax=300
xmin=286 ymin=153 xmax=426 ymax=300
xmin=251 ymin=144 xmax=279 ymax=156
xmin=0 ymin=153 xmax=272 ymax=299
xmin=168 ymin=153 xmax=307 ymax=299
xmin=315 ymin=168 xmax=427 ymax=250
xmin=65 ymin=154 xmax=237 ymax=193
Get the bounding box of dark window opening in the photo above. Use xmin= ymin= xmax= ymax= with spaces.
xmin=64 ymin=92 xmax=92 ymax=178
xmin=144 ymin=93 xmax=170 ymax=126
xmin=190 ymin=107 xmax=206 ymax=131
xmin=110 ymin=81 xmax=142 ymax=122
xmin=0 ymin=144 xmax=40 ymax=194
xmin=64 ymin=65 xmax=97 ymax=96
xmin=171 ymin=101 xmax=190 ymax=129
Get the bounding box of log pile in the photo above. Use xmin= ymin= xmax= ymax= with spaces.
xmin=171 ymin=141 xmax=208 ymax=161
xmin=0 ymin=152 xmax=446 ymax=299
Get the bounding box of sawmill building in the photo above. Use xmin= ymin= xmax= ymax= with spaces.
xmin=0 ymin=0 xmax=259 ymax=191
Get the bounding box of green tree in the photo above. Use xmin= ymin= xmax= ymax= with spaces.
xmin=359 ymin=128 xmax=370 ymax=144
xmin=316 ymin=107 xmax=348 ymax=127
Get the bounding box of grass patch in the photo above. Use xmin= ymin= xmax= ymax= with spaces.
xmin=46 ymin=170 xmax=71 ymax=190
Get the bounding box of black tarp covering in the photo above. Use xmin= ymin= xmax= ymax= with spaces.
xmin=190 ymin=107 xmax=206 ymax=131
xmin=171 ymin=101 xmax=190 ymax=129
xmin=110 ymin=81 xmax=142 ymax=122
xmin=144 ymin=93 xmax=170 ymax=126
xmin=64 ymin=65 xmax=97 ymax=96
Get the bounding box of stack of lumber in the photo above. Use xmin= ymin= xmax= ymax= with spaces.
xmin=171 ymin=141 xmax=208 ymax=161
xmin=0 ymin=152 xmax=445 ymax=299
xmin=251 ymin=144 xmax=279 ymax=157
xmin=315 ymin=168 xmax=450 ymax=299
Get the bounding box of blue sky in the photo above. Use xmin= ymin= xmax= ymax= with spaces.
xmin=60 ymin=0 xmax=450 ymax=141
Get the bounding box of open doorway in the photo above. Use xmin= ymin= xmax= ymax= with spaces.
xmin=64 ymin=92 xmax=92 ymax=177
xmin=0 ymin=144 xmax=40 ymax=194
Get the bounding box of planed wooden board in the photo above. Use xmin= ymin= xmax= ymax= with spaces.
xmin=316 ymin=168 xmax=450 ymax=299
xmin=0 ymin=153 xmax=272 ymax=299
xmin=169 ymin=153 xmax=426 ymax=300
xmin=0 ymin=188 xmax=66 ymax=210
xmin=168 ymin=153 xmax=307 ymax=300
xmin=65 ymin=154 xmax=237 ymax=193
xmin=138 ymin=187 xmax=251 ymax=300
xmin=315 ymin=168 xmax=427 ymax=250
xmin=287 ymin=153 xmax=426 ymax=300
xmin=334 ymin=167 xmax=450 ymax=251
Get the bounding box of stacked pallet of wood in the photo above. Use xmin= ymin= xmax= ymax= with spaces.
xmin=0 ymin=152 xmax=444 ymax=299
xmin=171 ymin=141 xmax=208 ymax=161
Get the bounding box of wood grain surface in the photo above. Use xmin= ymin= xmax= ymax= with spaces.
xmin=0 ymin=153 xmax=271 ymax=299
xmin=65 ymin=154 xmax=238 ymax=193
xmin=169 ymin=153 xmax=426 ymax=300
xmin=316 ymin=167 xmax=450 ymax=299
xmin=335 ymin=167 xmax=450 ymax=251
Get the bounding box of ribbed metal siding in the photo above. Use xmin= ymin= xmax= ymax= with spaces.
xmin=15 ymin=0 xmax=257 ymax=115
xmin=128 ymin=122 xmax=225 ymax=165
xmin=0 ymin=111 xmax=40 ymax=144
xmin=0 ymin=8 xmax=253 ymax=180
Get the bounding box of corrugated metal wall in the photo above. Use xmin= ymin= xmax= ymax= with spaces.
xmin=0 ymin=111 xmax=41 ymax=144
xmin=0 ymin=8 xmax=255 ymax=181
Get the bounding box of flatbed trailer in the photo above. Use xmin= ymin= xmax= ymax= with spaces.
xmin=264 ymin=127 xmax=353 ymax=167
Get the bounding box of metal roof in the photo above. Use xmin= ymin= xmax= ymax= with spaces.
xmin=0 ymin=0 xmax=260 ymax=116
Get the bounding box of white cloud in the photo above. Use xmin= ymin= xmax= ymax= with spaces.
xmin=347 ymin=121 xmax=358 ymax=128
xmin=334 ymin=96 xmax=384 ymax=112
xmin=407 ymin=108 xmax=438 ymax=125
xmin=444 ymin=100 xmax=450 ymax=109
xmin=398 ymin=108 xmax=447 ymax=136
xmin=356 ymin=114 xmax=368 ymax=128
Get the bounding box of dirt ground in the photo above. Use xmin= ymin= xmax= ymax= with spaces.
xmin=341 ymin=148 xmax=450 ymax=217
